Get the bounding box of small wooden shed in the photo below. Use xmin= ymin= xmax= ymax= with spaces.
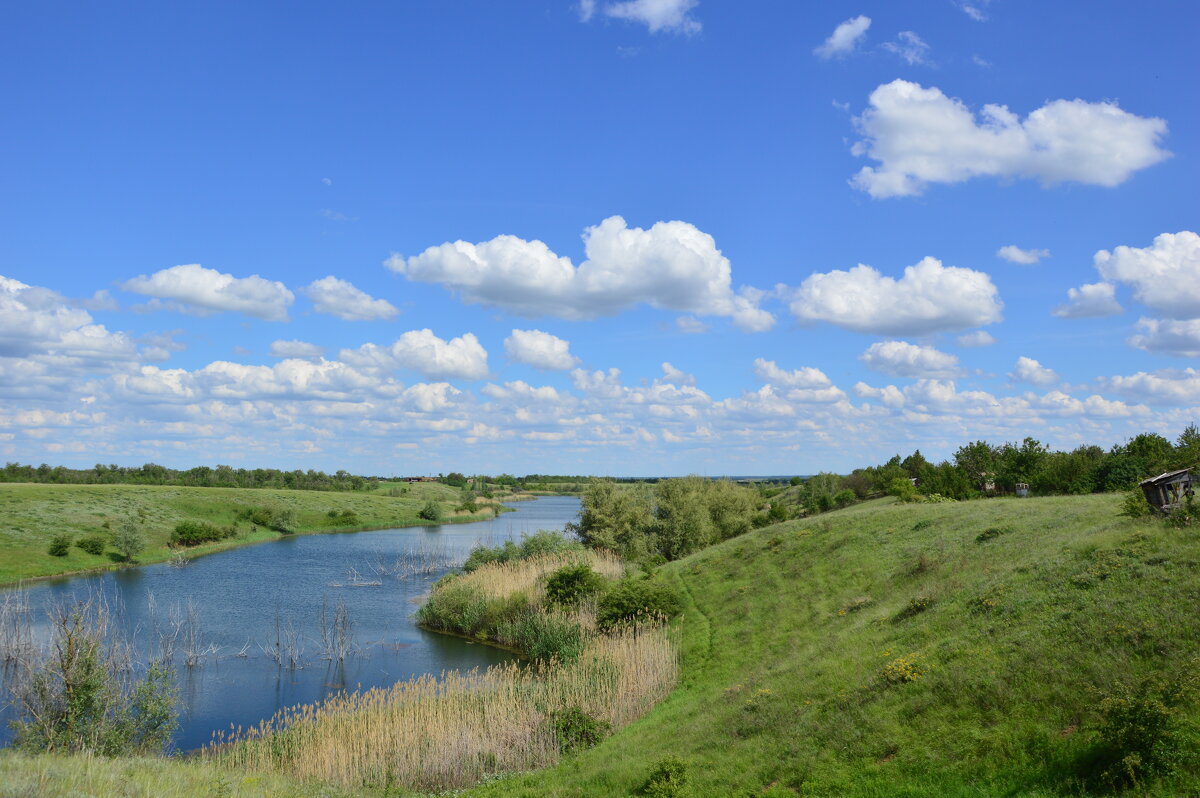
xmin=1139 ymin=468 xmax=1196 ymax=514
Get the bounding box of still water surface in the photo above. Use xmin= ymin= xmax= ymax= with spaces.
xmin=0 ymin=496 xmax=580 ymax=750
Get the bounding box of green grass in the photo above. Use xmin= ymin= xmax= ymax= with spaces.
xmin=461 ymin=494 xmax=1200 ymax=796
xmin=0 ymin=481 xmax=500 ymax=585
xmin=4 ymin=493 xmax=1199 ymax=796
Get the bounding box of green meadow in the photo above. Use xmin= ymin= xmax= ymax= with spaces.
xmin=0 ymin=481 xmax=511 ymax=585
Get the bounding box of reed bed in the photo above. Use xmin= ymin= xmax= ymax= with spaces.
xmin=453 ymin=549 xmax=624 ymax=603
xmin=207 ymin=625 xmax=676 ymax=790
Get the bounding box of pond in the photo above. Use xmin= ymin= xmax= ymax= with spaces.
xmin=0 ymin=495 xmax=581 ymax=751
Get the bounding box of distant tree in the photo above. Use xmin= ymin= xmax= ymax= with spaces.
xmin=954 ymin=440 xmax=997 ymax=492
xmin=418 ymin=501 xmax=443 ymax=522
xmin=113 ymin=519 xmax=145 ymax=562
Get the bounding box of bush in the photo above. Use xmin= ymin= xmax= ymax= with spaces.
xmin=47 ymin=534 xmax=72 ymax=557
xmin=76 ymin=535 xmax=106 ymax=556
xmin=597 ymin=577 xmax=682 ymax=630
xmin=833 ymin=489 xmax=856 ymax=509
xmin=113 ymin=518 xmax=145 ymax=562
xmin=169 ymin=520 xmax=233 ymax=547
xmin=1089 ymin=669 xmax=1199 ymax=789
xmin=550 ymin=706 xmax=611 ymax=753
xmin=975 ymin=526 xmax=1013 ymax=543
xmin=418 ymin=501 xmax=443 ymax=522
xmin=1122 ymin=489 xmax=1154 ymax=518
xmin=637 ymin=756 xmax=690 ymax=797
xmin=462 ymin=531 xmax=582 ymax=573
xmin=497 ymin=609 xmax=586 ymax=663
xmin=888 ymin=478 xmax=919 ymax=502
xmin=544 ymin=563 xmax=608 ymax=606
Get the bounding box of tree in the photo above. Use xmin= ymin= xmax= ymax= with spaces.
xmin=113 ymin=518 xmax=146 ymax=562
xmin=954 ymin=440 xmax=997 ymax=492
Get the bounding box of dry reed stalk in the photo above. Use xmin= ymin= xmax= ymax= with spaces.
xmin=457 ymin=550 xmax=624 ymax=602
xmin=208 ymin=626 xmax=676 ymax=790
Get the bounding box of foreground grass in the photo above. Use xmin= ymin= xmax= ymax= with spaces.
xmin=463 ymin=494 xmax=1200 ymax=796
xmin=0 ymin=482 xmax=504 ymax=585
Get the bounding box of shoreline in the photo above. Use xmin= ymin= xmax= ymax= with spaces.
xmin=0 ymin=498 xmax=538 ymax=590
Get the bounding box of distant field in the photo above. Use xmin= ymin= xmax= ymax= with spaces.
xmin=0 ymin=481 xmax=519 ymax=585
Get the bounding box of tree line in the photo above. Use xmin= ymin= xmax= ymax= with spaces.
xmin=0 ymin=462 xmax=377 ymax=492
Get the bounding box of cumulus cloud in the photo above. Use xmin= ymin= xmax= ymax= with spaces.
xmin=849 ymin=80 xmax=1170 ymax=198
xmin=998 ymin=245 xmax=1050 ymax=264
xmin=340 ymin=329 xmax=489 ymax=380
xmin=1093 ymin=231 xmax=1200 ymax=319
xmin=860 ymin=341 xmax=963 ymax=378
xmin=1052 ymin=282 xmax=1123 ymax=319
xmin=0 ymin=275 xmax=139 ymax=363
xmin=752 ymin=358 xmax=833 ymax=389
xmin=602 ymin=0 xmax=700 ymax=34
xmin=882 ymin=31 xmax=931 ymax=66
xmin=1009 ymin=356 xmax=1058 ymax=386
xmin=504 ymin=329 xmax=580 ymax=371
xmin=957 ymin=330 xmax=996 ymax=347
xmin=788 ymin=256 xmax=1002 ymax=335
xmin=813 ymin=15 xmax=870 ymax=59
xmin=659 ymin=362 xmax=696 ymax=386
xmin=1127 ymin=318 xmax=1200 ymax=357
xmin=269 ymin=340 xmax=326 ymax=360
xmin=1098 ymin=368 xmax=1200 ymax=405
xmin=390 ymin=216 xmax=774 ymax=331
xmin=304 ymin=276 xmax=398 ymax=321
xmin=675 ymin=316 xmax=709 ymax=334
xmin=122 ymin=264 xmax=294 ymax=321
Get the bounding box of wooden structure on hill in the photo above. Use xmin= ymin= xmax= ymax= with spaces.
xmin=1139 ymin=468 xmax=1196 ymax=514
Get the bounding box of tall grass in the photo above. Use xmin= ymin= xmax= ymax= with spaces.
xmin=451 ymin=550 xmax=624 ymax=601
xmin=207 ymin=626 xmax=676 ymax=790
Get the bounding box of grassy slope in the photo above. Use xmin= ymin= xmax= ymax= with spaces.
xmin=4 ymin=494 xmax=1198 ymax=796
xmin=465 ymin=494 xmax=1200 ymax=797
xmin=0 ymin=481 xmax=498 ymax=584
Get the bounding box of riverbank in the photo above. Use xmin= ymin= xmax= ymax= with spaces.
xmin=0 ymin=483 xmax=529 ymax=586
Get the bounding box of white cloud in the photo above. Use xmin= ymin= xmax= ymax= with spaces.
xmin=390 ymin=215 xmax=774 ymax=331
xmin=1094 ymin=231 xmax=1200 ymax=319
xmin=76 ymin=290 xmax=119 ymax=311
xmin=504 ymin=329 xmax=580 ymax=371
xmin=603 ymin=0 xmax=700 ymax=34
xmin=752 ymin=358 xmax=833 ymax=389
xmin=850 ymin=80 xmax=1170 ymax=198
xmin=960 ymin=2 xmax=990 ymax=22
xmin=1052 ymin=282 xmax=1123 ymax=319
xmin=997 ymin=245 xmax=1050 ymax=264
xmin=579 ymin=0 xmax=596 ymax=21
xmin=882 ymin=31 xmax=931 ymax=66
xmin=813 ymin=15 xmax=870 ymax=59
xmin=658 ymin=362 xmax=695 ymax=386
xmin=675 ymin=315 xmax=709 ymax=334
xmin=972 ymin=54 xmax=992 ymax=67
xmin=304 ymin=276 xmax=398 ymax=321
xmin=340 ymin=329 xmax=489 ymax=380
xmin=0 ymin=275 xmax=139 ymax=363
xmin=789 ymin=256 xmax=1002 ymax=335
xmin=269 ymin=340 xmax=326 ymax=360
xmin=1098 ymin=368 xmax=1200 ymax=405
xmin=957 ymin=330 xmax=996 ymax=347
xmin=1009 ymin=356 xmax=1058 ymax=386
xmin=1127 ymin=318 xmax=1200 ymax=358
xmin=122 ymin=264 xmax=294 ymax=321
xmin=860 ymin=341 xmax=963 ymax=378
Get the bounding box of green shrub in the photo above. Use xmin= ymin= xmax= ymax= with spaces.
xmin=169 ymin=520 xmax=233 ymax=547
xmin=888 ymin=478 xmax=919 ymax=502
xmin=597 ymin=577 xmax=682 ymax=630
xmin=544 ymin=563 xmax=608 ymax=606
xmin=636 ymin=756 xmax=690 ymax=797
xmin=550 ymin=706 xmax=611 ymax=753
xmin=462 ymin=531 xmax=582 ymax=573
xmin=975 ymin=526 xmax=1013 ymax=543
xmin=1121 ymin=489 xmax=1154 ymax=518
xmin=893 ymin=596 xmax=934 ymax=622
xmin=497 ymin=610 xmax=586 ymax=663
xmin=418 ymin=501 xmax=443 ymax=522
xmin=76 ymin=535 xmax=106 ymax=556
xmin=1089 ymin=669 xmax=1199 ymax=789
xmin=47 ymin=534 xmax=72 ymax=557
xmin=112 ymin=519 xmax=145 ymax=562
xmin=833 ymin=489 xmax=856 ymax=508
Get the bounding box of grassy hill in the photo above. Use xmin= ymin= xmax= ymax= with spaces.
xmin=463 ymin=493 xmax=1200 ymax=797
xmin=0 ymin=481 xmax=504 ymax=584
xmin=4 ymin=493 xmax=1199 ymax=796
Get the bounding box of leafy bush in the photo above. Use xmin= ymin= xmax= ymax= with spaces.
xmin=888 ymin=478 xmax=919 ymax=502
xmin=597 ymin=577 xmax=682 ymax=630
xmin=76 ymin=535 xmax=106 ymax=556
xmin=169 ymin=520 xmax=234 ymax=547
xmin=833 ymin=489 xmax=856 ymax=508
xmin=544 ymin=563 xmax=608 ymax=606
xmin=1122 ymin=489 xmax=1154 ymax=518
xmin=496 ymin=609 xmax=586 ymax=663
xmin=893 ymin=596 xmax=934 ymax=622
xmin=238 ymin=506 xmax=296 ymax=533
xmin=1089 ymin=669 xmax=1199 ymax=789
xmin=418 ymin=501 xmax=443 ymax=522
xmin=550 ymin=706 xmax=611 ymax=753
xmin=462 ymin=531 xmax=582 ymax=573
xmin=112 ymin=519 xmax=145 ymax=562
xmin=458 ymin=500 xmax=478 ymax=514
xmin=47 ymin=534 xmax=72 ymax=557
xmin=636 ymin=756 xmax=690 ymax=797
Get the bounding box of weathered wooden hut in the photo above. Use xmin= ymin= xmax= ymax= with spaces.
xmin=1138 ymin=468 xmax=1196 ymax=514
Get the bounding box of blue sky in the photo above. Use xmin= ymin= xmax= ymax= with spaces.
xmin=1 ymin=0 xmax=1197 ymax=476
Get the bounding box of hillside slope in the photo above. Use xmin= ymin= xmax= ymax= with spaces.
xmin=466 ymin=494 xmax=1200 ymax=797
